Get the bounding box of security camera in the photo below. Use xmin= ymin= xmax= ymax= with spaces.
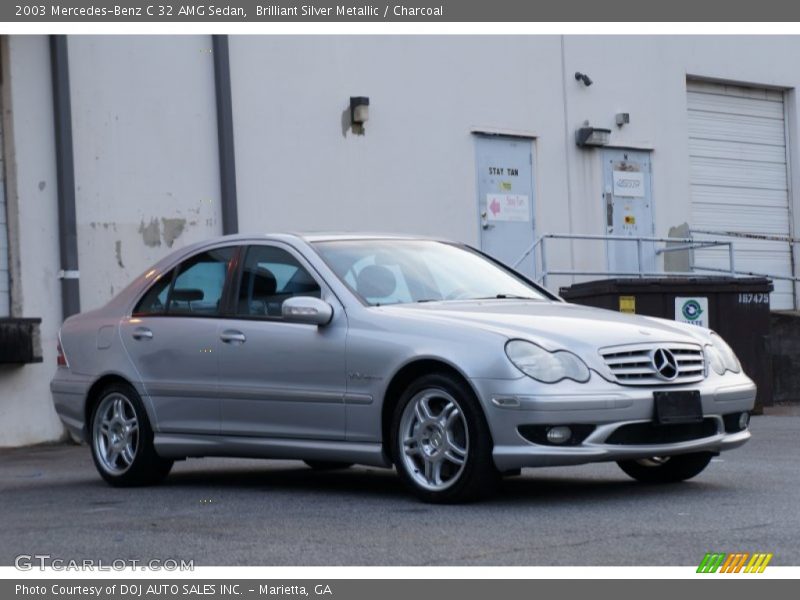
xmin=574 ymin=72 xmax=593 ymax=87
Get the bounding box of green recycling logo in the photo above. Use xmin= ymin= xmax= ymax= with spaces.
xmin=681 ymin=299 xmax=704 ymax=321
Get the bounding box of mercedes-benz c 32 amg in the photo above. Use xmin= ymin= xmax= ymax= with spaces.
xmin=51 ymin=234 xmax=754 ymax=502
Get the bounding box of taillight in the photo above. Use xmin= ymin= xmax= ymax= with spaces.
xmin=57 ymin=341 xmax=68 ymax=368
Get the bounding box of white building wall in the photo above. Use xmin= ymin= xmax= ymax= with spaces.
xmin=229 ymin=36 xmax=800 ymax=292
xmin=0 ymin=37 xmax=66 ymax=446
xmin=229 ymin=36 xmax=573 ymax=245
xmin=68 ymin=36 xmax=223 ymax=311
xmin=2 ymin=35 xmax=800 ymax=446
xmin=560 ymin=36 xmax=800 ymax=289
xmin=0 ymin=35 xmax=223 ymax=446
xmin=0 ymin=103 xmax=9 ymax=318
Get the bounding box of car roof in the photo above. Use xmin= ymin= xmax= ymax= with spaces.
xmin=291 ymin=232 xmax=442 ymax=243
xmin=190 ymin=232 xmax=444 ymax=244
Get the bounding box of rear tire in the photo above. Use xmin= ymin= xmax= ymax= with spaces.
xmin=303 ymin=460 xmax=354 ymax=471
xmin=390 ymin=373 xmax=499 ymax=503
xmin=617 ymin=452 xmax=714 ymax=483
xmin=89 ymin=382 xmax=173 ymax=487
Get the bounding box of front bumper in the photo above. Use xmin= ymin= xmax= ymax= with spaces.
xmin=470 ymin=373 xmax=756 ymax=471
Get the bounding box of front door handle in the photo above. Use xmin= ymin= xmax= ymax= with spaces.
xmin=220 ymin=330 xmax=246 ymax=344
xmin=131 ymin=327 xmax=153 ymax=341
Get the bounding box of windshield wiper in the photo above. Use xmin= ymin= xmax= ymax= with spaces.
xmin=471 ymin=294 xmax=541 ymax=300
xmin=414 ymin=294 xmax=540 ymax=303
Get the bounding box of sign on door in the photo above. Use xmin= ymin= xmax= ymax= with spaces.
xmin=486 ymin=194 xmax=531 ymax=222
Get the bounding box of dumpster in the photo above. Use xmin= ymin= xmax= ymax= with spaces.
xmin=559 ymin=277 xmax=773 ymax=411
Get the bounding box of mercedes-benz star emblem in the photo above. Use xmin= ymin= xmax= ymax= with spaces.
xmin=651 ymin=348 xmax=679 ymax=381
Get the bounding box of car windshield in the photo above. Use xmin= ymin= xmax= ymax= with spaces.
xmin=313 ymin=239 xmax=548 ymax=306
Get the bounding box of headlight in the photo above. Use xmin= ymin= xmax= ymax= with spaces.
xmin=704 ymin=344 xmax=726 ymax=375
xmin=710 ymin=333 xmax=741 ymax=373
xmin=505 ymin=340 xmax=590 ymax=384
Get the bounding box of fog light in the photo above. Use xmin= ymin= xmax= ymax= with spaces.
xmin=739 ymin=412 xmax=750 ymax=430
xmin=546 ymin=426 xmax=573 ymax=445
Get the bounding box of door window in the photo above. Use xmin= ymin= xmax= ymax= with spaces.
xmin=235 ymin=245 xmax=321 ymax=318
xmin=133 ymin=271 xmax=174 ymax=315
xmin=133 ymin=247 xmax=235 ymax=316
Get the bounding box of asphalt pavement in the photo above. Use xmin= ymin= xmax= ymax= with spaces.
xmin=1 ymin=409 xmax=798 ymax=566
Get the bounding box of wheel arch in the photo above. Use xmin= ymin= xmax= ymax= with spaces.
xmin=380 ymin=357 xmax=490 ymax=462
xmin=84 ymin=373 xmax=148 ymax=438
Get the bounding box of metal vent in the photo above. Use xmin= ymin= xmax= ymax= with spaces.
xmin=599 ymin=343 xmax=705 ymax=386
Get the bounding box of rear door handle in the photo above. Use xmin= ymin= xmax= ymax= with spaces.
xmin=132 ymin=327 xmax=153 ymax=340
xmin=220 ymin=330 xmax=246 ymax=344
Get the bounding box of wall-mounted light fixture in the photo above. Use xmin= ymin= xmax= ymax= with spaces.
xmin=575 ymin=126 xmax=611 ymax=147
xmin=615 ymin=112 xmax=630 ymax=127
xmin=350 ymin=96 xmax=370 ymax=126
xmin=574 ymin=72 xmax=593 ymax=87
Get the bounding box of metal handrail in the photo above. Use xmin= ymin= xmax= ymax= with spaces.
xmin=684 ymin=229 xmax=800 ymax=283
xmin=515 ymin=233 xmax=739 ymax=288
xmin=689 ymin=228 xmax=800 ymax=245
xmin=691 ymin=265 xmax=800 ymax=282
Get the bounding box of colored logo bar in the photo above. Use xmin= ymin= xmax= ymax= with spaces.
xmin=697 ymin=552 xmax=773 ymax=573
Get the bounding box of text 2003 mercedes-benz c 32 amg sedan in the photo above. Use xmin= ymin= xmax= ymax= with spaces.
xmin=51 ymin=234 xmax=755 ymax=502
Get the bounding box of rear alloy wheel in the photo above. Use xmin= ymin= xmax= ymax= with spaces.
xmin=303 ymin=460 xmax=354 ymax=471
xmin=90 ymin=383 xmax=173 ymax=486
xmin=391 ymin=373 xmax=498 ymax=503
xmin=617 ymin=452 xmax=714 ymax=483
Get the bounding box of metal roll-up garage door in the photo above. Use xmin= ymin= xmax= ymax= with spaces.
xmin=687 ymin=79 xmax=794 ymax=310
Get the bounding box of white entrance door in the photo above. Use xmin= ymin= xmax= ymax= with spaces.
xmin=475 ymin=135 xmax=536 ymax=276
xmin=603 ymin=149 xmax=655 ymax=274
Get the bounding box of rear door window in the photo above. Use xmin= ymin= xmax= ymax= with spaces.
xmin=133 ymin=271 xmax=174 ymax=315
xmin=133 ymin=247 xmax=235 ymax=316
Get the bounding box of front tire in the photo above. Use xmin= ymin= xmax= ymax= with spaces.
xmin=90 ymin=382 xmax=173 ymax=487
xmin=390 ymin=373 xmax=499 ymax=503
xmin=617 ymin=452 xmax=714 ymax=483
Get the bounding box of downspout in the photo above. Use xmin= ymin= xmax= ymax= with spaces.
xmin=50 ymin=35 xmax=80 ymax=319
xmin=559 ymin=35 xmax=577 ymax=280
xmin=212 ymin=35 xmax=239 ymax=235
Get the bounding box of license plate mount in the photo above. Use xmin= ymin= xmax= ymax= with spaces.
xmin=653 ymin=391 xmax=703 ymax=425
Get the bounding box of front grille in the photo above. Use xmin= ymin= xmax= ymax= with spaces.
xmin=599 ymin=342 xmax=705 ymax=386
xmin=605 ymin=419 xmax=718 ymax=445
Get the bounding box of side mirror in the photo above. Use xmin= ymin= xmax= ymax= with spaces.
xmin=282 ymin=296 xmax=334 ymax=326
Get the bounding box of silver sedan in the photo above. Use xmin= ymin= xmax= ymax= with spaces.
xmin=51 ymin=234 xmax=755 ymax=502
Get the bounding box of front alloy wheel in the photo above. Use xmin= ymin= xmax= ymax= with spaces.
xmin=399 ymin=388 xmax=469 ymax=492
xmin=391 ymin=373 xmax=499 ymax=503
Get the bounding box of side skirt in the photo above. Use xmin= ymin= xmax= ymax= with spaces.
xmin=153 ymin=433 xmax=392 ymax=468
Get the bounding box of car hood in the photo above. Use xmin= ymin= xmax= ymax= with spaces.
xmin=379 ymin=300 xmax=711 ymax=354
